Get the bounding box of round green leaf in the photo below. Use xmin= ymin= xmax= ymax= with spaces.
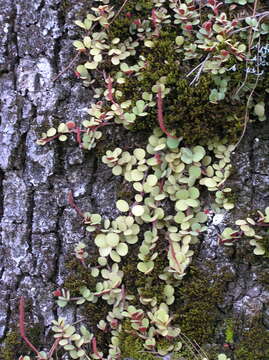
xmin=95 ymin=234 xmax=107 ymax=248
xmin=174 ymin=211 xmax=185 ymax=223
xmin=185 ymin=198 xmax=199 ymax=207
xmin=110 ymin=250 xmax=121 ymax=262
xmin=189 ymin=165 xmax=201 ymax=178
xmin=192 ymin=145 xmax=206 ymax=162
xmin=204 ymin=178 xmax=218 ymax=188
xmin=133 ymin=148 xmax=146 ymax=160
xmin=133 ymin=182 xmax=143 ymax=192
xmin=131 ymin=169 xmax=144 ymax=182
xmin=116 ymin=242 xmax=128 ymax=256
xmin=58 ymin=123 xmax=69 ymax=133
xmin=47 ymin=127 xmax=57 ymax=137
xmin=189 ymin=187 xmax=200 ymax=199
xmin=146 ymin=174 xmax=158 ymax=187
xmin=176 ymin=189 xmax=189 ymax=200
xmin=167 ymin=137 xmax=180 ymax=149
xmin=59 ymin=135 xmax=68 ymax=141
xmin=175 ymin=200 xmax=188 ymax=211
xmin=132 ymin=205 xmax=145 ymax=217
xmin=253 ymin=246 xmax=265 ymax=255
xmin=137 ymin=261 xmax=154 ymax=274
xmin=112 ymin=165 xmax=122 ymax=176
xmin=254 ymin=102 xmax=265 ymax=117
xmin=106 ymin=233 xmax=120 ymax=247
xmin=116 ymin=199 xmax=129 ymax=212
xmin=175 ymin=35 xmax=184 ymax=46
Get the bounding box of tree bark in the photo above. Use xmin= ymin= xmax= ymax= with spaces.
xmin=0 ymin=0 xmax=269 ymax=358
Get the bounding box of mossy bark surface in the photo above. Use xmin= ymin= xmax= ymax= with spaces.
xmin=0 ymin=0 xmax=269 ymax=359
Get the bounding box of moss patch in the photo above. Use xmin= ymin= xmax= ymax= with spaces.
xmin=115 ymin=28 xmax=245 ymax=144
xmin=0 ymin=325 xmax=43 ymax=360
xmin=234 ymin=317 xmax=269 ymax=360
xmin=119 ymin=320 xmax=156 ymax=360
xmin=177 ymin=263 xmax=234 ymax=346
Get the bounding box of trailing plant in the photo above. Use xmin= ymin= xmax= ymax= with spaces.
xmin=16 ymin=0 xmax=269 ymax=360
xmin=219 ymin=207 xmax=269 ymax=255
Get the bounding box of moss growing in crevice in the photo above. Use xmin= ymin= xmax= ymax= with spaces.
xmin=121 ymin=234 xmax=169 ymax=307
xmin=225 ymin=319 xmax=235 ymax=345
xmin=177 ymin=263 xmax=235 ymax=346
xmin=234 ymin=316 xmax=269 ymax=360
xmin=0 ymin=324 xmax=43 ymax=360
xmin=119 ymin=319 xmax=178 ymax=360
xmin=63 ymin=256 xmax=111 ymax=354
xmin=115 ymin=29 xmax=245 ymax=144
xmin=0 ymin=330 xmax=22 ymax=360
xmin=119 ymin=320 xmax=156 ymax=360
xmin=64 ymin=257 xmax=98 ymax=296
xmin=108 ymin=0 xmax=153 ymax=41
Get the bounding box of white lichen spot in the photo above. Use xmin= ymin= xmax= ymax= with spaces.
xmin=213 ymin=213 xmax=225 ymax=225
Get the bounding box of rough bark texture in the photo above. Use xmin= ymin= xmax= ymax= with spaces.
xmin=0 ymin=0 xmax=269 ymax=358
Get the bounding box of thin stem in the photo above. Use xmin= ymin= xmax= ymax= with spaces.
xmin=168 ymin=237 xmax=182 ymax=274
xmin=233 ymin=72 xmax=261 ymax=151
xmin=19 ymin=297 xmax=40 ymax=356
xmin=91 ymin=337 xmax=104 ymax=360
xmin=48 ymin=337 xmax=61 ymax=359
xmin=52 ymin=51 xmax=81 ymax=82
xmin=109 ymin=0 xmax=129 ymax=26
xmin=157 ymin=87 xmax=177 ymax=138
xmin=68 ymin=190 xmax=85 ymax=219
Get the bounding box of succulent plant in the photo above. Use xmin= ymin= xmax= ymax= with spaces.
xmin=30 ymin=0 xmax=269 ymax=359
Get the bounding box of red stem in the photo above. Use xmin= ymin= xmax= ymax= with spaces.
xmin=75 ymin=127 xmax=82 ymax=145
xmin=19 ymin=297 xmax=40 ymax=356
xmin=68 ymin=191 xmax=85 ymax=219
xmin=168 ymin=238 xmax=182 ymax=273
xmin=48 ymin=337 xmax=61 ymax=358
xmin=42 ymin=134 xmax=61 ymax=144
xmin=157 ymin=88 xmax=177 ymax=138
xmin=152 ymin=9 xmax=157 ymax=28
xmin=92 ymin=337 xmax=104 ymax=359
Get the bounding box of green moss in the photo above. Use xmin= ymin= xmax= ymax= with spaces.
xmin=64 ymin=257 xmax=111 ymax=354
xmin=225 ymin=319 xmax=234 ymax=344
xmin=0 ymin=331 xmax=22 ymax=360
xmin=116 ymin=29 xmax=245 ymax=145
xmin=64 ymin=257 xmax=97 ymax=296
xmin=234 ymin=317 xmax=269 ymax=360
xmin=108 ymin=0 xmax=153 ymax=41
xmin=177 ymin=264 xmax=234 ymax=346
xmin=119 ymin=320 xmax=159 ymax=360
xmin=122 ymin=239 xmax=169 ymax=307
xmin=0 ymin=325 xmax=43 ymax=360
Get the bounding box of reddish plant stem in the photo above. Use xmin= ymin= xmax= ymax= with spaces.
xmin=255 ymin=222 xmax=269 ymax=227
xmin=92 ymin=337 xmax=104 ymax=359
xmin=68 ymin=191 xmax=85 ymax=219
xmin=219 ymin=237 xmax=241 ymax=245
xmin=107 ymin=75 xmax=114 ymax=103
xmin=90 ymin=121 xmax=115 ymax=131
xmin=95 ymin=281 xmax=121 ymax=297
xmin=157 ymin=88 xmax=177 ymax=138
xmin=151 ymin=9 xmax=157 ymax=28
xmin=19 ymin=297 xmax=40 ymax=356
xmin=42 ymin=134 xmax=61 ymax=144
xmin=75 ymin=127 xmax=82 ymax=145
xmin=48 ymin=337 xmax=61 ymax=358
xmin=168 ymin=238 xmax=181 ymax=273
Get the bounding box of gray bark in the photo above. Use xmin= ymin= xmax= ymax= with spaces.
xmin=0 ymin=0 xmax=269 ymax=357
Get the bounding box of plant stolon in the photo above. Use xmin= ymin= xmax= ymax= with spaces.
xmin=18 ymin=0 xmax=269 ymax=359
